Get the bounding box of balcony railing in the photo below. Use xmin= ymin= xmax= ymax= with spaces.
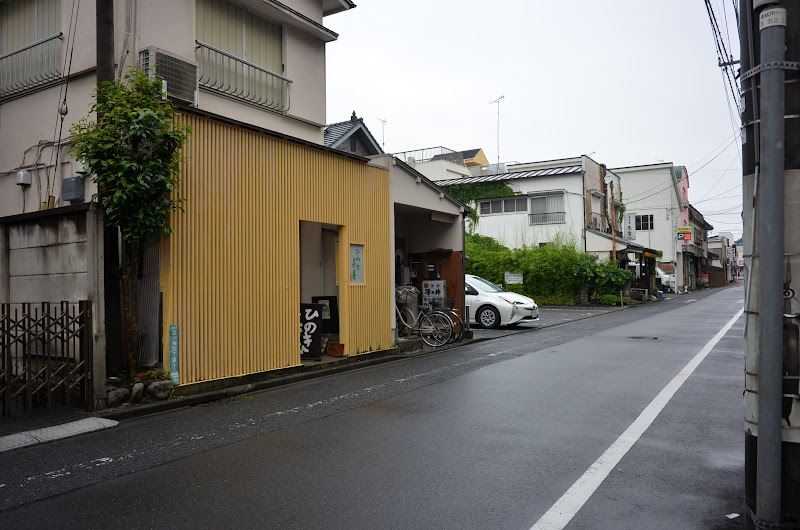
xmin=195 ymin=40 xmax=291 ymax=112
xmin=529 ymin=212 xmax=566 ymax=225
xmin=394 ymin=147 xmax=462 ymax=166
xmin=0 ymin=33 xmax=62 ymax=98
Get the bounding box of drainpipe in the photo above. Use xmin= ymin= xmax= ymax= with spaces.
xmin=756 ymin=2 xmax=786 ymax=524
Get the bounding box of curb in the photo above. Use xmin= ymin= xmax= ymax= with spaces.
xmin=0 ymin=418 xmax=118 ymax=454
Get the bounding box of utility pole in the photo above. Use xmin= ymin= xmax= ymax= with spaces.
xmin=741 ymin=1 xmax=800 ymax=527
xmin=96 ymin=0 xmax=123 ymax=386
xmin=489 ymin=95 xmax=504 ymax=171
xmin=610 ymin=181 xmax=617 ymax=263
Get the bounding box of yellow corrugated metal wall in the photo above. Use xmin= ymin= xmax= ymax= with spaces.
xmin=160 ymin=114 xmax=392 ymax=386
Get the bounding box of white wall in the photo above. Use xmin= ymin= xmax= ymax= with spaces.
xmin=410 ymin=160 xmax=471 ymax=182
xmin=474 ymin=173 xmax=585 ymax=250
xmin=614 ymin=164 xmax=683 ymax=285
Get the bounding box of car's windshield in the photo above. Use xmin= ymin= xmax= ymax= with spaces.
xmin=469 ymin=277 xmax=505 ymax=293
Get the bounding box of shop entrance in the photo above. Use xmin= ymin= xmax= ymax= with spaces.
xmin=393 ymin=204 xmax=465 ymax=338
xmin=300 ymin=221 xmax=340 ymax=358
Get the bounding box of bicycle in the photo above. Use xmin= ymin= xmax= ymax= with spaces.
xmin=431 ymin=298 xmax=464 ymax=343
xmin=395 ymin=286 xmax=452 ymax=347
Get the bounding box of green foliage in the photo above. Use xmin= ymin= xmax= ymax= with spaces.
xmin=465 ymin=232 xmax=629 ymax=305
xmin=146 ymin=370 xmax=171 ymax=381
xmin=599 ymin=293 xmax=628 ymax=306
xmin=646 ymin=257 xmax=657 ymax=276
xmin=573 ymin=254 xmax=632 ymax=297
xmin=446 ymin=182 xmax=516 ymax=230
xmin=231 ymin=394 xmax=253 ymax=402
xmin=70 ymin=68 xmax=191 ymax=381
xmin=535 ymin=293 xmax=580 ymax=306
xmin=70 ymin=68 xmax=191 ymax=243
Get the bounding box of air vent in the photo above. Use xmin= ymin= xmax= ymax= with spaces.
xmin=139 ymin=47 xmax=198 ymax=106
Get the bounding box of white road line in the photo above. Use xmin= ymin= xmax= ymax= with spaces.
xmin=684 ymin=299 xmax=697 ymax=304
xmin=531 ymin=308 xmax=744 ymax=530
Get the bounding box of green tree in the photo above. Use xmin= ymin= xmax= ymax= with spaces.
xmin=70 ymin=68 xmax=191 ymax=381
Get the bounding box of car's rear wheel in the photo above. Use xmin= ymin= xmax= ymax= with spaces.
xmin=477 ymin=305 xmax=500 ymax=329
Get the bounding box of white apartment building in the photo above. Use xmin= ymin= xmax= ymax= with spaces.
xmin=613 ymin=163 xmax=688 ymax=289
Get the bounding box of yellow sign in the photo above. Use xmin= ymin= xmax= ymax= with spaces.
xmin=644 ymin=251 xmax=659 ymax=259
xmin=677 ymin=226 xmax=692 ymax=241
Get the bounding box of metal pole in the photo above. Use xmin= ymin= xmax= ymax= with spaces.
xmin=756 ymin=3 xmax=786 ymax=524
xmin=96 ymin=0 xmax=123 ymax=374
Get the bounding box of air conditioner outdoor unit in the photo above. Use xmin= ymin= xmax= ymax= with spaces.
xmin=592 ymin=215 xmax=601 ymax=229
xmin=138 ymin=47 xmax=198 ymax=106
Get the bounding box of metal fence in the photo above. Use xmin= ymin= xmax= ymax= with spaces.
xmin=195 ymin=40 xmax=291 ymax=112
xmin=529 ymin=212 xmax=566 ymax=225
xmin=0 ymin=33 xmax=62 ymax=98
xmin=0 ymin=301 xmax=93 ymax=416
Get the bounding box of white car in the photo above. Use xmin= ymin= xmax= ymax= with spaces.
xmin=656 ymin=266 xmax=674 ymax=293
xmin=465 ymin=274 xmax=539 ymax=328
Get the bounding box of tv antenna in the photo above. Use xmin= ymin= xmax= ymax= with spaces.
xmin=377 ymin=117 xmax=387 ymax=151
xmin=489 ymin=95 xmax=504 ymax=171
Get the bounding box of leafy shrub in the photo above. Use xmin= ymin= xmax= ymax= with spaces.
xmin=535 ymin=293 xmax=580 ymax=306
xmin=599 ymin=293 xmax=626 ymax=306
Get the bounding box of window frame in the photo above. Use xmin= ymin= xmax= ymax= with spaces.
xmin=635 ymin=214 xmax=654 ymax=231
xmin=528 ymin=192 xmax=566 ymax=225
xmin=478 ymin=196 xmax=528 ymax=216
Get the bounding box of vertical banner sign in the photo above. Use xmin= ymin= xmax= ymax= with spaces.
xmin=677 ymin=226 xmax=692 ymax=241
xmin=300 ymin=303 xmax=323 ymax=359
xmin=350 ymin=244 xmax=364 ymax=284
xmin=169 ymin=324 xmax=180 ymax=385
xmin=624 ymin=214 xmax=636 ymax=241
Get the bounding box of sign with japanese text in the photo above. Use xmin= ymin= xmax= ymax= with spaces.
xmin=422 ymin=280 xmax=446 ymax=308
xmin=300 ymin=303 xmax=323 ymax=359
xmin=677 ymin=226 xmax=692 ymax=241
xmin=624 ymin=214 xmax=636 ymax=241
xmin=504 ymin=272 xmax=524 ymax=285
xmin=169 ymin=325 xmax=180 ymax=385
xmin=350 ymin=244 xmax=364 ymax=284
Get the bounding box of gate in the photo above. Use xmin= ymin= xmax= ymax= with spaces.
xmin=0 ymin=301 xmax=93 ymax=416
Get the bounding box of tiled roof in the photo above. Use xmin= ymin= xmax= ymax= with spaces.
xmin=436 ymin=165 xmax=582 ymax=187
xmin=659 ymin=263 xmax=676 ymax=274
xmin=323 ymin=119 xmax=358 ymax=148
xmin=323 ymin=113 xmax=383 ymax=155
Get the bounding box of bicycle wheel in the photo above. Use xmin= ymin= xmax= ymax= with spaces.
xmin=447 ymin=310 xmax=464 ymax=343
xmin=418 ymin=312 xmax=452 ymax=347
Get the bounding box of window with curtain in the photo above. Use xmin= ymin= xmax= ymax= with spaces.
xmin=195 ymin=0 xmax=287 ymax=110
xmin=529 ymin=193 xmax=565 ymax=225
xmin=0 ymin=0 xmax=61 ymax=97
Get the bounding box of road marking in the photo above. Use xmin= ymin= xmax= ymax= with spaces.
xmin=530 ymin=308 xmax=744 ymax=530
xmin=684 ymin=299 xmax=697 ymax=304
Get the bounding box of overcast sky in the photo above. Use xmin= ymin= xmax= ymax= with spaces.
xmin=325 ymin=1 xmax=743 ymax=238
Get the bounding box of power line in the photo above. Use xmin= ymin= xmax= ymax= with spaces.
xmin=690 ymin=135 xmax=741 ymax=174
xmin=688 ymin=130 xmax=741 ymax=170
xmin=697 ymin=154 xmax=740 ymax=201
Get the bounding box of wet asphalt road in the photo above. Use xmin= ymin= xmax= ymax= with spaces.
xmin=0 ymin=285 xmax=745 ymax=529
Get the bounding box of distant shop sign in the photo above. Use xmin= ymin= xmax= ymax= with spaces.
xmin=624 ymin=214 xmax=636 ymax=241
xmin=677 ymin=226 xmax=692 ymax=241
